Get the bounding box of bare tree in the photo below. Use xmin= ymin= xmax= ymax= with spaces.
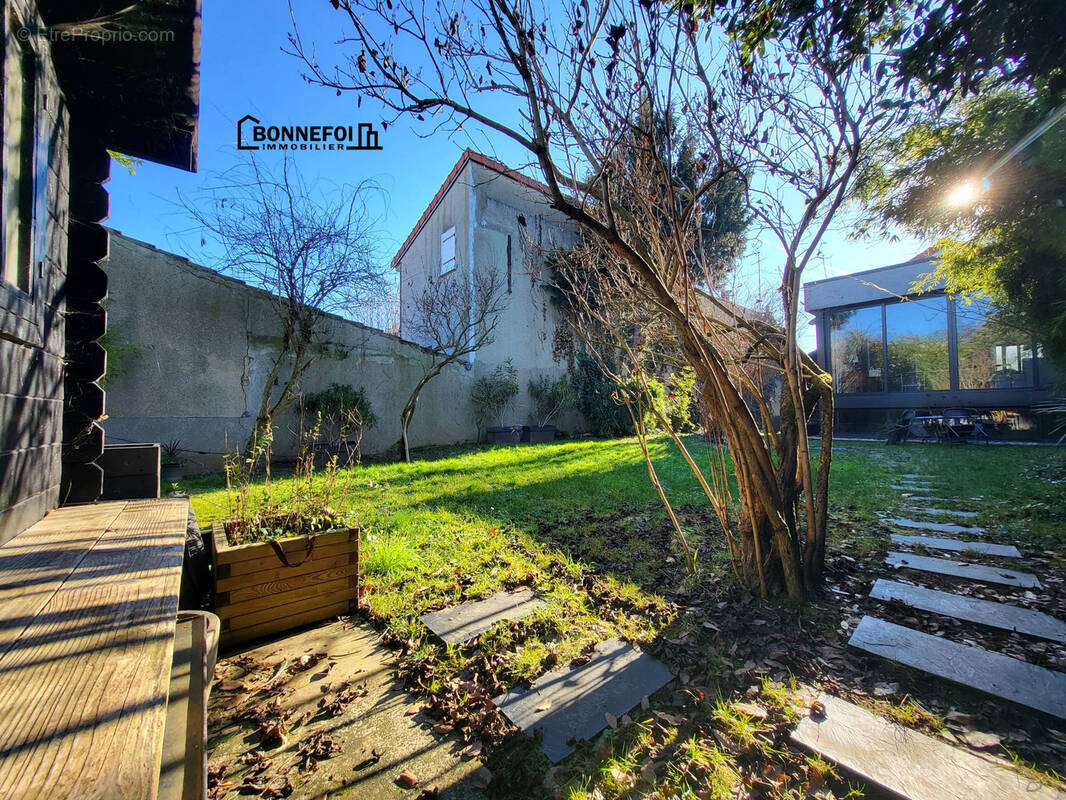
xmin=184 ymin=156 xmax=386 ymax=453
xmin=399 ymin=267 xmax=506 ymax=462
xmin=289 ymin=0 xmax=904 ymax=597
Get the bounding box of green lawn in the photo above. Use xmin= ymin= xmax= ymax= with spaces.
xmin=186 ymin=436 xmax=1066 ymax=798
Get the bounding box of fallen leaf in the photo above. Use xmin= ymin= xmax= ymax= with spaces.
xmin=397 ymin=769 xmax=420 ymax=788
xmin=605 ymin=712 xmax=618 ymax=729
xmin=535 ymin=699 xmax=552 ymax=712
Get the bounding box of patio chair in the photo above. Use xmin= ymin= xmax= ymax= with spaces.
xmin=937 ymin=408 xmax=991 ymax=443
xmin=886 ymin=409 xmax=917 ymax=444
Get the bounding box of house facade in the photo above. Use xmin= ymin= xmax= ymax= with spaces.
xmin=803 ymin=253 xmax=1058 ymax=439
xmin=1 ymin=0 xmax=200 ymax=541
xmin=392 ymin=150 xmax=579 ymax=426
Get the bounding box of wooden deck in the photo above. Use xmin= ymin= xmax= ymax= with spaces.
xmin=0 ymin=499 xmax=189 ymax=799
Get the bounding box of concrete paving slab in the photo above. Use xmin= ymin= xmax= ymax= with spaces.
xmin=493 ymin=637 xmax=673 ymax=763
xmin=888 ymin=518 xmax=986 ymax=536
xmin=421 ymin=589 xmax=546 ymax=644
xmin=207 ymin=620 xmax=484 ymax=800
xmin=903 ymin=507 xmax=980 ymax=519
xmin=871 ymin=579 xmax=1066 ymax=643
xmin=885 ymin=551 xmax=1042 ymax=589
xmin=890 ymin=534 xmax=1021 ymax=558
xmin=848 ymin=616 xmax=1066 ymax=719
xmin=792 ymin=692 xmax=1066 ymax=800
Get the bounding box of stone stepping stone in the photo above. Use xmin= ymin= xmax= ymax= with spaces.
xmin=848 ymin=616 xmax=1066 ymax=719
xmin=886 ymin=552 xmax=1042 ymax=589
xmin=421 ymin=588 xmax=546 ymax=644
xmin=899 ymin=474 xmax=926 ymax=480
xmin=871 ymin=579 xmax=1066 ymax=643
xmin=493 ymin=637 xmax=673 ymax=763
xmin=888 ymin=517 xmax=986 ymax=536
xmin=892 ymin=484 xmax=935 ymax=491
xmin=890 ymin=534 xmax=1021 ymax=558
xmin=792 ymin=692 xmax=1066 ymax=800
xmin=904 ymin=507 xmax=980 ymax=519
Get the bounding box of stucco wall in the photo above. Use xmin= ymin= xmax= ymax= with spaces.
xmin=102 ymin=232 xmax=486 ymax=473
xmin=396 ymin=159 xmax=579 ymax=426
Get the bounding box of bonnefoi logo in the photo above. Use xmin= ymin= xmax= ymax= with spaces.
xmin=237 ymin=115 xmax=384 ymax=152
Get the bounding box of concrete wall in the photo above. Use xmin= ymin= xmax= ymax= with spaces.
xmin=396 ymin=159 xmax=578 ymax=426
xmin=102 ymin=232 xmax=507 ymax=473
xmin=0 ymin=0 xmax=70 ymax=542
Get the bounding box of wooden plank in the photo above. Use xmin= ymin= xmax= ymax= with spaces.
xmin=223 ymin=599 xmax=352 ymax=646
xmin=216 ymin=575 xmax=357 ymax=619
xmin=848 ymin=616 xmax=1066 ymax=719
xmin=885 ymin=552 xmax=1042 ymax=589
xmin=215 ymin=541 xmax=353 ymax=579
xmin=792 ymin=693 xmax=1065 ymax=800
xmin=0 ymin=498 xmax=188 ymax=800
xmin=214 ymin=529 xmax=354 ymax=565
xmin=225 ymin=590 xmax=358 ymax=635
xmin=871 ymin=579 xmax=1066 ymax=644
xmin=890 ymin=534 xmax=1021 ymax=558
xmin=888 ymin=518 xmax=986 ymax=536
xmin=220 ymin=563 xmax=357 ymax=602
xmin=0 ymin=502 xmax=127 ymax=660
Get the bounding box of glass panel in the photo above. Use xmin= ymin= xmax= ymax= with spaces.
xmin=829 ymin=305 xmax=884 ymax=393
xmin=884 ymin=297 xmax=950 ymax=392
xmin=955 ymin=296 xmax=1034 ymax=389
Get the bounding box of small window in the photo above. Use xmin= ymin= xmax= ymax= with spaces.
xmin=440 ymin=226 xmax=456 ymax=275
xmin=2 ymin=19 xmax=36 ymax=293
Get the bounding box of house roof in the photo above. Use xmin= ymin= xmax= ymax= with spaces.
xmin=39 ymin=0 xmax=201 ymax=171
xmin=390 ymin=149 xmax=550 ymax=269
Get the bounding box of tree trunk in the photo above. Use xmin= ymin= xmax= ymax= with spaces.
xmin=399 ymin=366 xmax=444 ymax=463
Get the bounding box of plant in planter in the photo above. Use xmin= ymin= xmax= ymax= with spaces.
xmin=526 ymin=375 xmax=577 ymax=442
xmin=212 ymin=423 xmax=360 ymax=646
xmin=470 ymin=360 xmax=520 ymax=444
xmin=160 ymin=439 xmax=185 ymax=483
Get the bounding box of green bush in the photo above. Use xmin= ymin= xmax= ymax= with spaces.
xmin=572 ymin=352 xmax=633 ymax=437
xmin=303 ymin=384 xmax=377 ymax=463
xmin=528 ymin=375 xmax=578 ymax=426
xmin=471 ymin=360 xmax=519 ymax=441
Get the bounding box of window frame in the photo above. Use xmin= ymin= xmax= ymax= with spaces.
xmin=439 ymin=225 xmax=456 ymax=276
xmin=823 ymin=291 xmax=1049 ymax=395
xmin=1 ymin=8 xmax=46 ymax=348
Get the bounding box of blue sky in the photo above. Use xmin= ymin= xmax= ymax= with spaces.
xmin=107 ymin=0 xmax=928 ymax=351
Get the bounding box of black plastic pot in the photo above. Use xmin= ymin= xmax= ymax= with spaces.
xmin=487 ymin=425 xmax=522 ymax=444
xmin=161 ymin=461 xmax=185 ymax=482
xmin=522 ymin=425 xmax=557 ymax=443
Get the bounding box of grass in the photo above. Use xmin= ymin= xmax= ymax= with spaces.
xmin=184 ymin=435 xmax=1066 ymax=798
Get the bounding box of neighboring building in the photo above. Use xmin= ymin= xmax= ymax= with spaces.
xmin=392 ymin=149 xmax=579 ymax=423
xmin=0 ymin=0 xmax=200 ymax=542
xmin=804 ymin=252 xmax=1058 ymax=438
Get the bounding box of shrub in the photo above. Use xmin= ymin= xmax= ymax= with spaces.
xmin=571 ymin=352 xmax=633 ymax=437
xmin=304 ymin=384 xmax=377 ymax=464
xmin=528 ymin=375 xmax=578 ymax=426
xmin=665 ymin=368 xmax=698 ymax=432
xmin=471 ymin=360 xmax=519 ymax=442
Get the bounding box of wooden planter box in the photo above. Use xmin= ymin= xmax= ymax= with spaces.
xmin=211 ymin=523 xmax=360 ymax=647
